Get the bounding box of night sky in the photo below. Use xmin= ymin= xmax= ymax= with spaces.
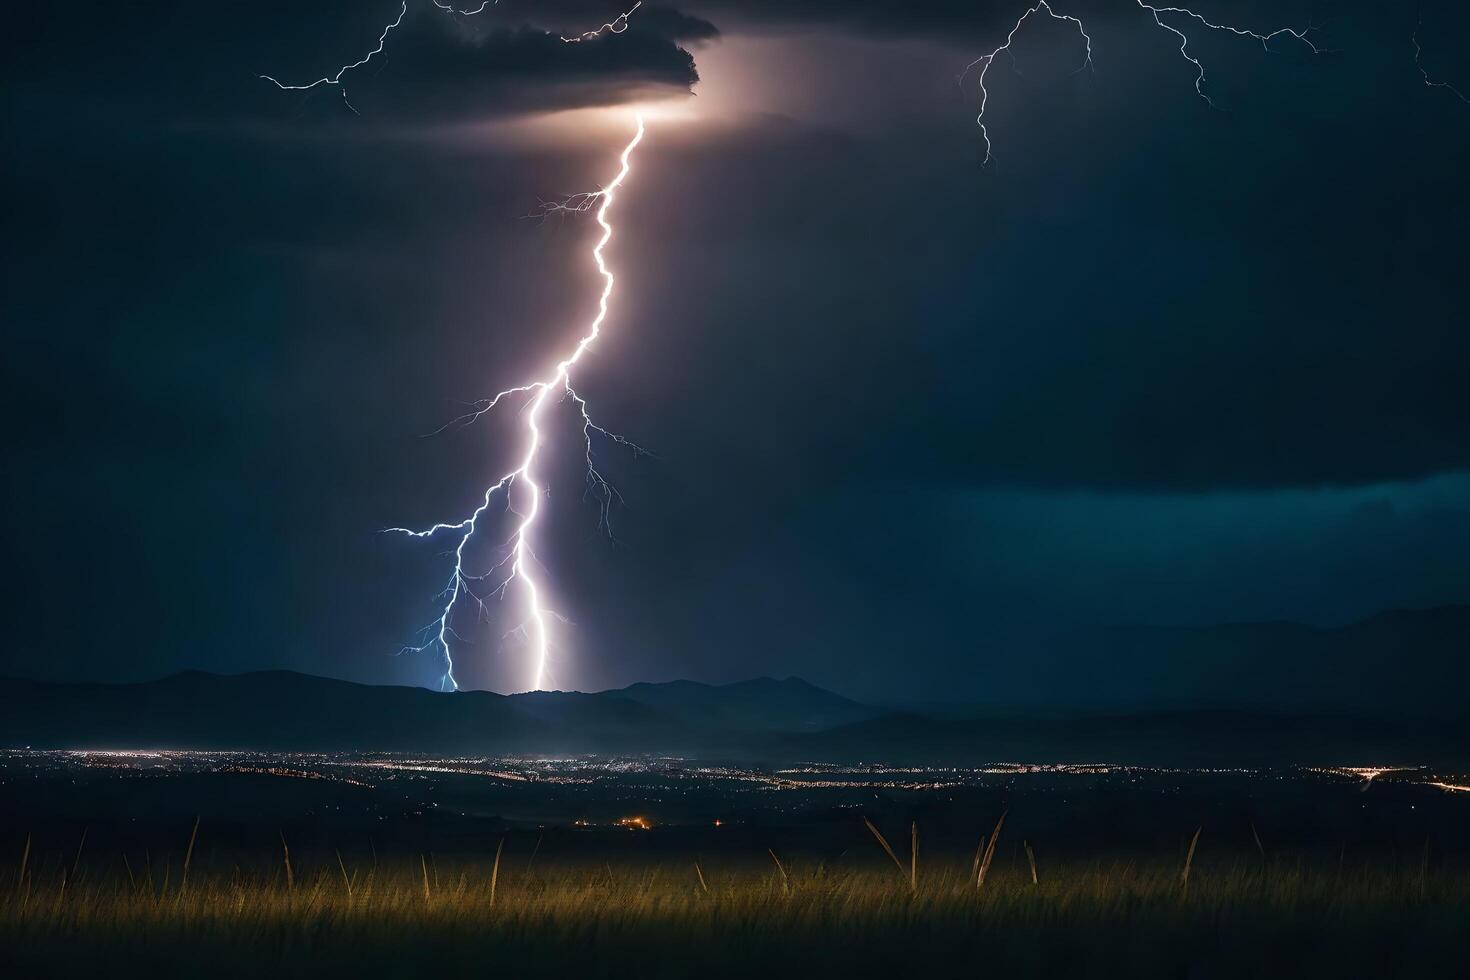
xmin=5 ymin=1 xmax=1468 ymax=703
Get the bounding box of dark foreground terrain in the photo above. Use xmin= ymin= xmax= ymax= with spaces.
xmin=2 ymin=750 xmax=1468 ymax=978
xmin=5 ymin=860 xmax=1465 ymax=980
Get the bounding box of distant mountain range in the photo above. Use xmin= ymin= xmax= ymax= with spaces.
xmin=0 ymin=671 xmax=882 ymax=759
xmin=609 ymin=676 xmax=877 ymax=732
xmin=3 ymin=607 xmax=1466 ymax=767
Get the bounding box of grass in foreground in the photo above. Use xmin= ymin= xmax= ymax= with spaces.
xmin=3 ymin=856 xmax=1467 ymax=979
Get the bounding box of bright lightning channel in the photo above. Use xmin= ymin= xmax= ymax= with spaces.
xmin=965 ymin=1 xmax=1320 ymax=164
xmin=385 ymin=114 xmax=647 ymax=693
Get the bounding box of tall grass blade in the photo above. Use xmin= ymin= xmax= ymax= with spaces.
xmin=69 ymin=827 xmax=88 ymax=883
xmin=336 ymin=850 xmax=352 ymax=897
xmin=490 ymin=838 xmax=504 ymax=908
xmin=978 ymin=811 xmax=1007 ymax=891
xmin=280 ymin=832 xmax=294 ymax=891
xmin=862 ymin=817 xmax=906 ymax=884
xmin=525 ymin=831 xmax=543 ymax=874
xmin=767 ymin=848 xmax=789 ymax=895
xmin=1025 ymin=840 xmax=1038 ymax=885
xmin=60 ymin=827 xmax=88 ymax=900
xmin=694 ymin=861 xmax=709 ymax=895
xmin=181 ymin=816 xmax=200 ymax=892
xmin=1180 ymin=826 xmax=1202 ymax=899
xmin=910 ymin=822 xmax=918 ymax=894
xmin=17 ymin=832 xmax=30 ymax=892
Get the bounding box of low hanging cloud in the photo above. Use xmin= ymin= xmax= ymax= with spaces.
xmin=254 ymin=3 xmax=713 ymax=124
xmin=4 ymin=1 xmax=713 ymax=128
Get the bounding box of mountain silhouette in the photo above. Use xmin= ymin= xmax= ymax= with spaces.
xmin=3 ymin=607 xmax=1466 ymax=765
xmin=605 ymin=676 xmax=879 ymax=732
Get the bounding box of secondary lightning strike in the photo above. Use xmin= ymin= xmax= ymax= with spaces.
xmin=432 ymin=0 xmax=495 ymax=15
xmin=560 ymin=1 xmax=641 ymax=43
xmin=1132 ymin=3 xmax=1319 ymax=106
xmin=386 ymin=115 xmax=647 ymax=693
xmin=966 ymin=1 xmax=1319 ymax=164
xmin=1414 ymin=14 xmax=1470 ymax=105
xmin=962 ymin=2 xmax=1094 ymax=166
xmin=259 ymin=2 xmax=408 ymax=114
xmin=261 ymin=1 xmax=643 ymax=112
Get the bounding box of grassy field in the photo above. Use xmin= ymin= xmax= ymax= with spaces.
xmin=3 ymin=847 xmax=1465 ymax=979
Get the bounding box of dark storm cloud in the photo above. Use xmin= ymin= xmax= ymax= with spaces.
xmin=691 ymin=0 xmax=1040 ymax=38
xmin=501 ymin=1 xmax=717 ymax=42
xmin=686 ymin=0 xmax=1322 ymax=41
xmin=539 ymin=0 xmax=1039 ymax=39
xmin=297 ymin=14 xmax=702 ymax=122
xmin=4 ymin=1 xmax=705 ymax=127
xmin=617 ymin=5 xmax=720 ymax=43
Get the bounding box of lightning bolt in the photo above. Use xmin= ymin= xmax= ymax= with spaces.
xmin=258 ymin=2 xmax=655 ymax=694
xmin=258 ymin=1 xmax=409 ymax=115
xmin=385 ymin=114 xmax=647 ymax=693
xmin=965 ymin=1 xmax=1320 ymax=164
xmin=1414 ymin=12 xmax=1470 ymax=105
xmin=259 ymin=1 xmax=644 ymax=113
xmin=962 ymin=2 xmax=1094 ymax=166
xmin=1131 ymin=3 xmax=1320 ymax=106
xmin=560 ymin=1 xmax=642 ymax=43
xmin=432 ymin=0 xmax=496 ymax=15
